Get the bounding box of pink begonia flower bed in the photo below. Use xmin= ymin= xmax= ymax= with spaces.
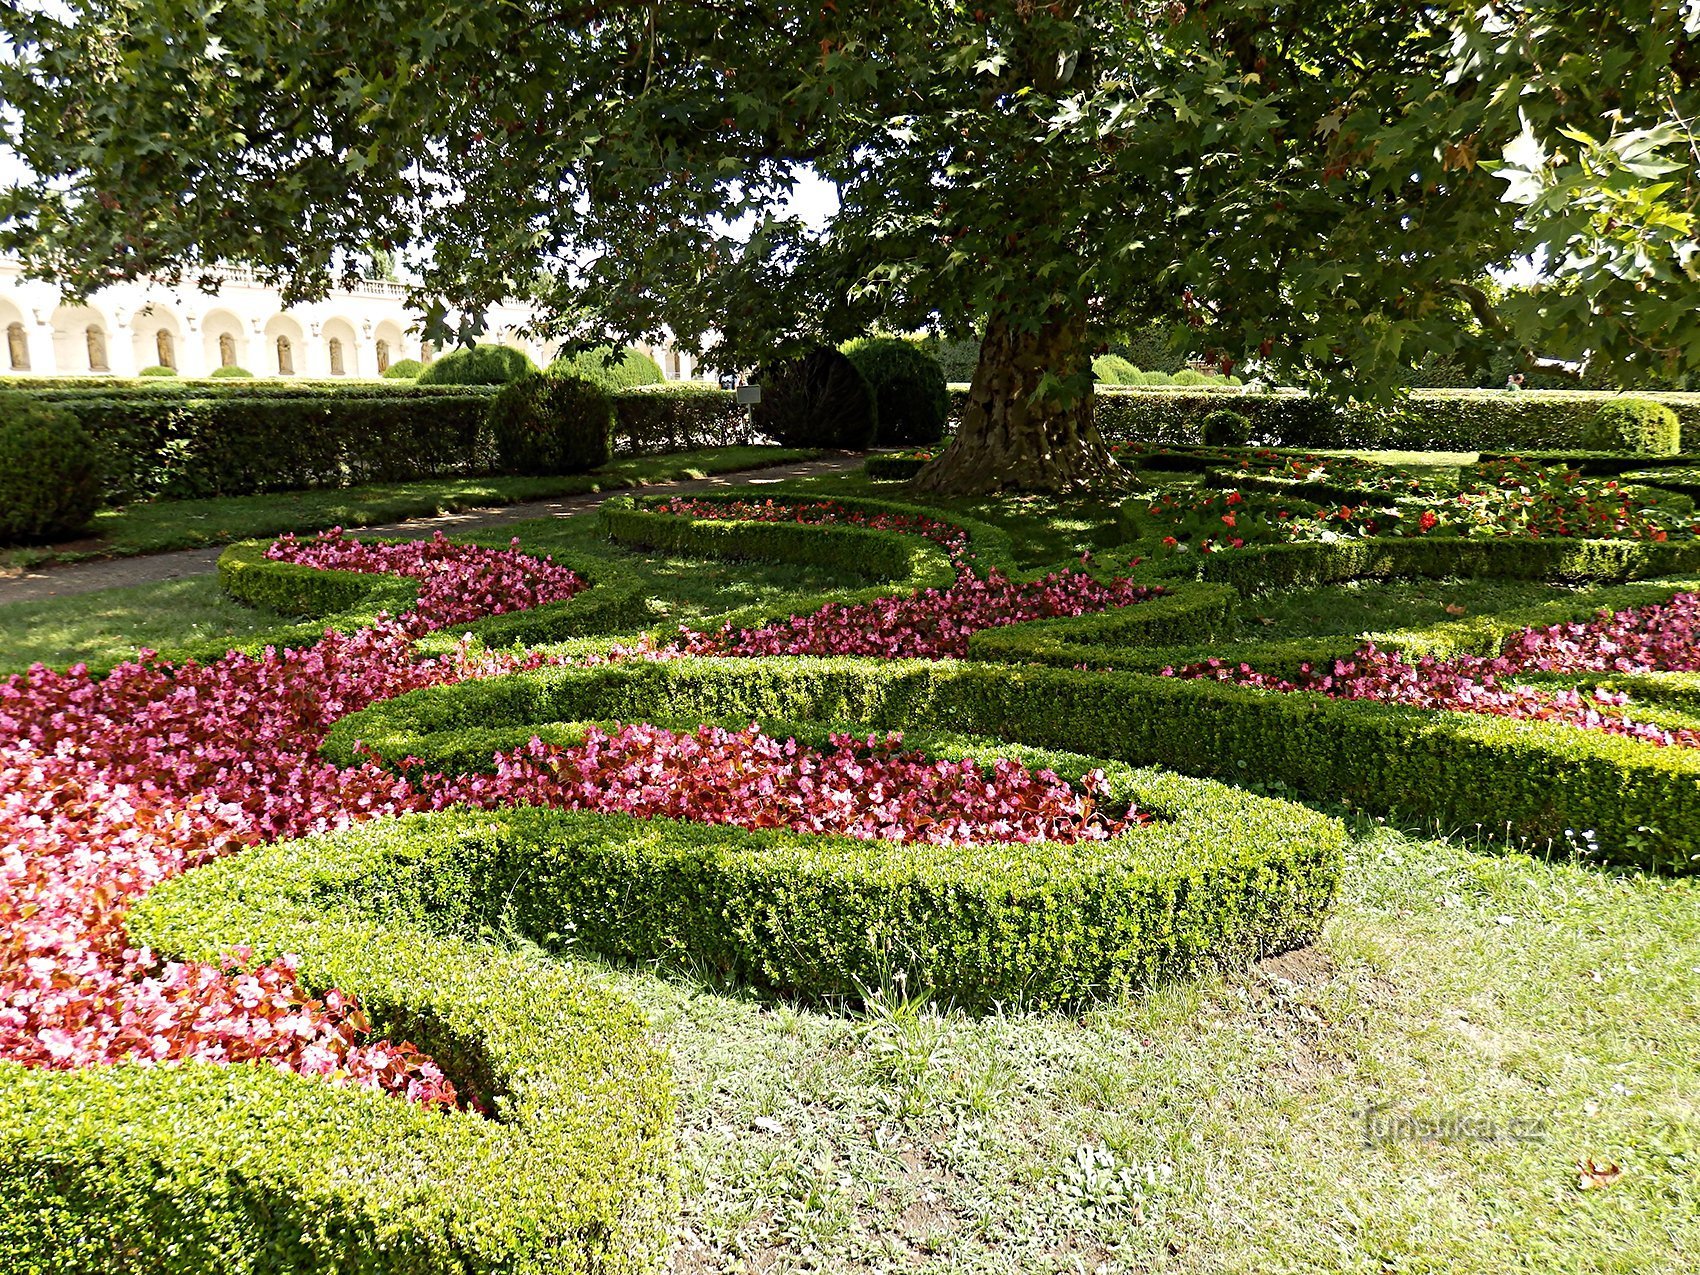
xmin=1164 ymin=592 xmax=1700 ymax=748
xmin=654 ymin=497 xmax=1163 ymax=658
xmin=3 ymin=518 xmax=1148 ymax=1111
xmin=267 ymin=529 xmax=588 ymax=632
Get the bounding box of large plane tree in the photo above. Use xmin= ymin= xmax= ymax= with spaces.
xmin=2 ymin=1 xmax=1695 ymax=493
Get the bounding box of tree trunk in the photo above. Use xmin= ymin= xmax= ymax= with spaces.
xmin=910 ymin=303 xmax=1120 ymax=496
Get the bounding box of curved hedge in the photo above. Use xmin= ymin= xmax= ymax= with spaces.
xmin=0 ymin=810 xmax=675 ymax=1274
xmin=328 ymin=650 xmax=1700 ymax=874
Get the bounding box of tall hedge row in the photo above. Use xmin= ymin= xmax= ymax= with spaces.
xmin=943 ymin=387 xmax=1700 ymax=452
xmin=4 ymin=383 xmax=755 ymax=503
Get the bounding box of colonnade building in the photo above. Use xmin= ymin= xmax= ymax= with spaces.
xmin=0 ymin=255 xmax=700 ymax=380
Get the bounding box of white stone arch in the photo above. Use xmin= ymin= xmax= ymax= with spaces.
xmin=373 ymin=318 xmax=406 ymax=374
xmin=131 ymin=301 xmax=185 ymax=372
xmin=49 ymin=301 xmax=114 ymax=374
xmin=264 ymin=314 xmax=307 ymax=377
xmin=200 ymin=307 xmax=248 ymax=373
xmin=321 ymin=316 xmax=360 ymax=376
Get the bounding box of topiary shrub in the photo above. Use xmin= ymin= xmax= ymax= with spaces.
xmin=208 ymin=365 xmax=254 ymax=379
xmin=136 ymin=365 xmax=178 ymax=378
xmin=416 ymin=344 xmax=537 ymax=386
xmin=751 ymin=347 xmax=878 ymax=449
xmin=549 ymin=345 xmax=665 ymax=391
xmin=1583 ymin=398 xmax=1682 ymax=454
xmin=382 ymin=358 xmax=424 ymax=380
xmin=1171 ymin=368 xmax=1208 ymax=386
xmin=1201 ymin=409 xmax=1252 ymax=447
xmin=1138 ymin=370 xmax=1174 ymax=385
xmin=1091 ymin=354 xmax=1140 ymax=385
xmin=842 ymin=336 xmax=949 ymax=445
xmin=488 ymin=371 xmax=615 ymax=474
xmin=0 ymin=392 xmax=102 ymax=544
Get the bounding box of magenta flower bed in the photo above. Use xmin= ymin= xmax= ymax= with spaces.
xmin=3 ymin=529 xmax=1139 ymax=1110
xmin=653 ymin=498 xmax=1164 ymax=658
xmin=1165 ymin=592 xmax=1700 ymax=747
xmin=267 ymin=529 xmax=587 ymax=632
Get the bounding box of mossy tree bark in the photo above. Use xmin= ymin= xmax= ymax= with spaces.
xmin=910 ymin=302 xmax=1119 ymax=496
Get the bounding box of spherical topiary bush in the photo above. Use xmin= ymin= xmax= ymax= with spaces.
xmin=549 ymin=345 xmax=665 ymax=391
xmin=1091 ymin=354 xmax=1140 ymax=385
xmin=417 ymin=344 xmax=537 ymax=386
xmin=751 ymin=348 xmax=879 ymax=449
xmin=137 ymin=365 xmax=179 ymax=378
xmin=1201 ymin=410 xmax=1252 ymax=447
xmin=382 ymin=358 xmax=424 ymax=380
xmin=1583 ymin=398 xmax=1682 ymax=455
xmin=842 ymin=337 xmax=948 ymax=445
xmin=488 ymin=371 xmax=615 ymax=475
xmin=0 ymin=393 xmax=102 ymax=544
xmin=208 ymin=365 xmax=254 ymax=379
xmin=1171 ymin=368 xmax=1208 ymax=386
xmin=1138 ymin=370 xmax=1173 ymax=385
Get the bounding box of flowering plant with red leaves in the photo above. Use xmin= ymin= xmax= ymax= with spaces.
xmin=267 ymin=529 xmax=587 ymax=633
xmin=4 ymin=522 xmax=1149 ymax=1111
xmin=1164 ymin=592 xmax=1700 ymax=746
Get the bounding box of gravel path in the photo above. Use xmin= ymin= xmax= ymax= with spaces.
xmin=0 ymin=453 xmax=867 ymax=605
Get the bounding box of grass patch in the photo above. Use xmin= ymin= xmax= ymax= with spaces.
xmin=603 ymin=828 xmax=1699 ymax=1273
xmin=0 ymin=576 xmax=291 ymax=675
xmin=1 ymin=446 xmax=822 ymax=569
xmin=1231 ymin=577 xmax=1598 ymax=643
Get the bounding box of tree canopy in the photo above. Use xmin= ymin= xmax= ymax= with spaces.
xmin=3 ymin=1 xmax=1696 ymax=489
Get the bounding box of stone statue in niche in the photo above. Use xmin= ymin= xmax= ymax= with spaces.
xmin=6 ymin=322 xmax=27 ymax=370
xmin=85 ymin=325 xmax=109 ymax=372
xmin=218 ymin=332 xmax=237 ymax=367
xmin=155 ymin=329 xmax=175 ymax=369
xmin=276 ymin=335 xmax=294 ymax=375
xmin=375 ymin=339 xmax=390 ymax=373
xmin=328 ymin=336 xmax=345 ymax=375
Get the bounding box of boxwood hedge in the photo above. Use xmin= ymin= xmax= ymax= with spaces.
xmin=0 ymin=810 xmax=676 ymax=1274
xmin=328 ymin=653 xmax=1700 ymax=873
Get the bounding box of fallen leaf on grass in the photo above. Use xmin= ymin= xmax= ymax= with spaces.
xmin=1444 ymin=603 xmax=1467 ymax=616
xmin=1575 ymin=1158 xmax=1623 ymax=1190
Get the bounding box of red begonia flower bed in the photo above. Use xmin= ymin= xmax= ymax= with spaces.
xmin=1164 ymin=592 xmax=1700 ymax=747
xmin=3 ymin=526 xmax=1138 ymax=1111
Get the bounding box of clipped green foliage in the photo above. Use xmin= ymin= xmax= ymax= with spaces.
xmin=1137 ymin=371 xmax=1174 ymax=386
xmin=611 ymin=383 xmax=753 ymax=455
xmin=843 ymin=337 xmax=949 ymax=445
xmin=300 ymin=745 xmax=1343 ymax=1013
xmin=0 ymin=809 xmax=677 ymax=1275
xmin=488 ymin=371 xmax=615 ymax=475
xmin=1201 ymin=409 xmax=1252 ymax=447
xmin=751 ymin=347 xmax=878 ymax=449
xmin=549 ymin=345 xmax=666 ymax=391
xmin=0 ymin=392 xmax=101 ymax=544
xmin=382 ymin=357 xmax=425 ymax=379
xmin=1171 ymin=369 xmax=1208 ymax=386
xmin=1584 ymin=397 xmax=1683 ymax=454
xmin=1091 ymin=354 xmax=1140 ymax=385
xmin=136 ymin=364 xmax=178 ymax=377
xmin=416 ymin=344 xmax=537 ymax=386
xmin=944 ymin=386 xmax=1700 ymax=450
xmin=207 ymin=365 xmax=254 ymax=378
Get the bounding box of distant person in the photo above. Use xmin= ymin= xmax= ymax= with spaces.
xmin=1505 ymin=371 xmax=1526 ymax=391
xmin=718 ymin=371 xmax=738 ymax=390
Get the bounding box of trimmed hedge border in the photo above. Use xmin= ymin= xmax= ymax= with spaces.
xmin=1113 ymin=513 xmax=1700 ymax=594
xmin=3 ymin=382 xmax=756 ymax=504
xmin=0 ymin=810 xmax=675 ymax=1274
xmin=215 ymin=539 xmax=652 ymax=658
xmin=945 ymin=387 xmax=1700 ymax=451
xmin=329 ymin=655 xmax=1700 ymax=872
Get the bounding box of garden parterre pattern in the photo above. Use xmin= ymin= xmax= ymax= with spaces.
xmin=6 ymin=477 xmax=1700 ymax=1271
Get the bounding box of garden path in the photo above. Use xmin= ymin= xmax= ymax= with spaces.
xmin=0 ymin=453 xmax=865 ymax=604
